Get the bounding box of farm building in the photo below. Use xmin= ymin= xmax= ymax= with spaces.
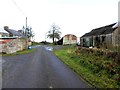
xmin=0 ymin=26 xmax=30 ymax=54
xmin=80 ymin=23 xmax=120 ymax=48
xmin=57 ymin=34 xmax=77 ymax=45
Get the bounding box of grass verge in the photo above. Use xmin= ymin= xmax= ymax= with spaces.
xmin=53 ymin=46 xmax=120 ymax=88
xmin=31 ymin=42 xmax=40 ymax=46
xmin=0 ymin=48 xmax=35 ymax=57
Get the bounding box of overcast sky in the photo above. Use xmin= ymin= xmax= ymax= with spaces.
xmin=0 ymin=0 xmax=119 ymax=42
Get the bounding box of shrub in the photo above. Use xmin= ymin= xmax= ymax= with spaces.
xmin=76 ymin=47 xmax=120 ymax=84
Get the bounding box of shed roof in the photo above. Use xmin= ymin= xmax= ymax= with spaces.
xmin=81 ymin=23 xmax=117 ymax=37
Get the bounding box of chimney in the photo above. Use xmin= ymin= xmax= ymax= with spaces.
xmin=4 ymin=26 xmax=9 ymax=31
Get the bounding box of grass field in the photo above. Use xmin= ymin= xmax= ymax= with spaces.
xmin=53 ymin=46 xmax=120 ymax=88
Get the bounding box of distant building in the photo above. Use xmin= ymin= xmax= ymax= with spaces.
xmin=63 ymin=34 xmax=77 ymax=45
xmin=57 ymin=38 xmax=63 ymax=45
xmin=80 ymin=23 xmax=119 ymax=48
xmin=57 ymin=34 xmax=77 ymax=45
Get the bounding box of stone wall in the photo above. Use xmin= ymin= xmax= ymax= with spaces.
xmin=0 ymin=37 xmax=28 ymax=54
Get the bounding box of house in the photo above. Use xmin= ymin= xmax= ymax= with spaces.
xmin=57 ymin=34 xmax=77 ymax=45
xmin=0 ymin=27 xmax=9 ymax=37
xmin=80 ymin=23 xmax=119 ymax=48
xmin=4 ymin=26 xmax=32 ymax=46
xmin=0 ymin=26 xmax=30 ymax=54
xmin=4 ymin=26 xmax=25 ymax=37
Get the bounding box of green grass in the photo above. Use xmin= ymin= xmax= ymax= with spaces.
xmin=0 ymin=48 xmax=35 ymax=56
xmin=53 ymin=46 xmax=120 ymax=88
xmin=31 ymin=42 xmax=40 ymax=46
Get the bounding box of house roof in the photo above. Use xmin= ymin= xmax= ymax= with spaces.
xmin=81 ymin=23 xmax=117 ymax=37
xmin=6 ymin=29 xmax=25 ymax=37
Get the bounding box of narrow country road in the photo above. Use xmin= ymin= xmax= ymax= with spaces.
xmin=2 ymin=46 xmax=90 ymax=88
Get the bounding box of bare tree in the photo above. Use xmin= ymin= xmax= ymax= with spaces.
xmin=47 ymin=24 xmax=61 ymax=44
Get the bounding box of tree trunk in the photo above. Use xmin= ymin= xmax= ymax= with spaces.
xmin=53 ymin=29 xmax=55 ymax=44
xmin=53 ymin=37 xmax=54 ymax=44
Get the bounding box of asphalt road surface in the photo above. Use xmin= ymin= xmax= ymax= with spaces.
xmin=2 ymin=46 xmax=90 ymax=88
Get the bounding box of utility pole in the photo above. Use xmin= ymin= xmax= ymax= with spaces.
xmin=26 ymin=17 xmax=27 ymax=28
xmin=25 ymin=17 xmax=28 ymax=36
